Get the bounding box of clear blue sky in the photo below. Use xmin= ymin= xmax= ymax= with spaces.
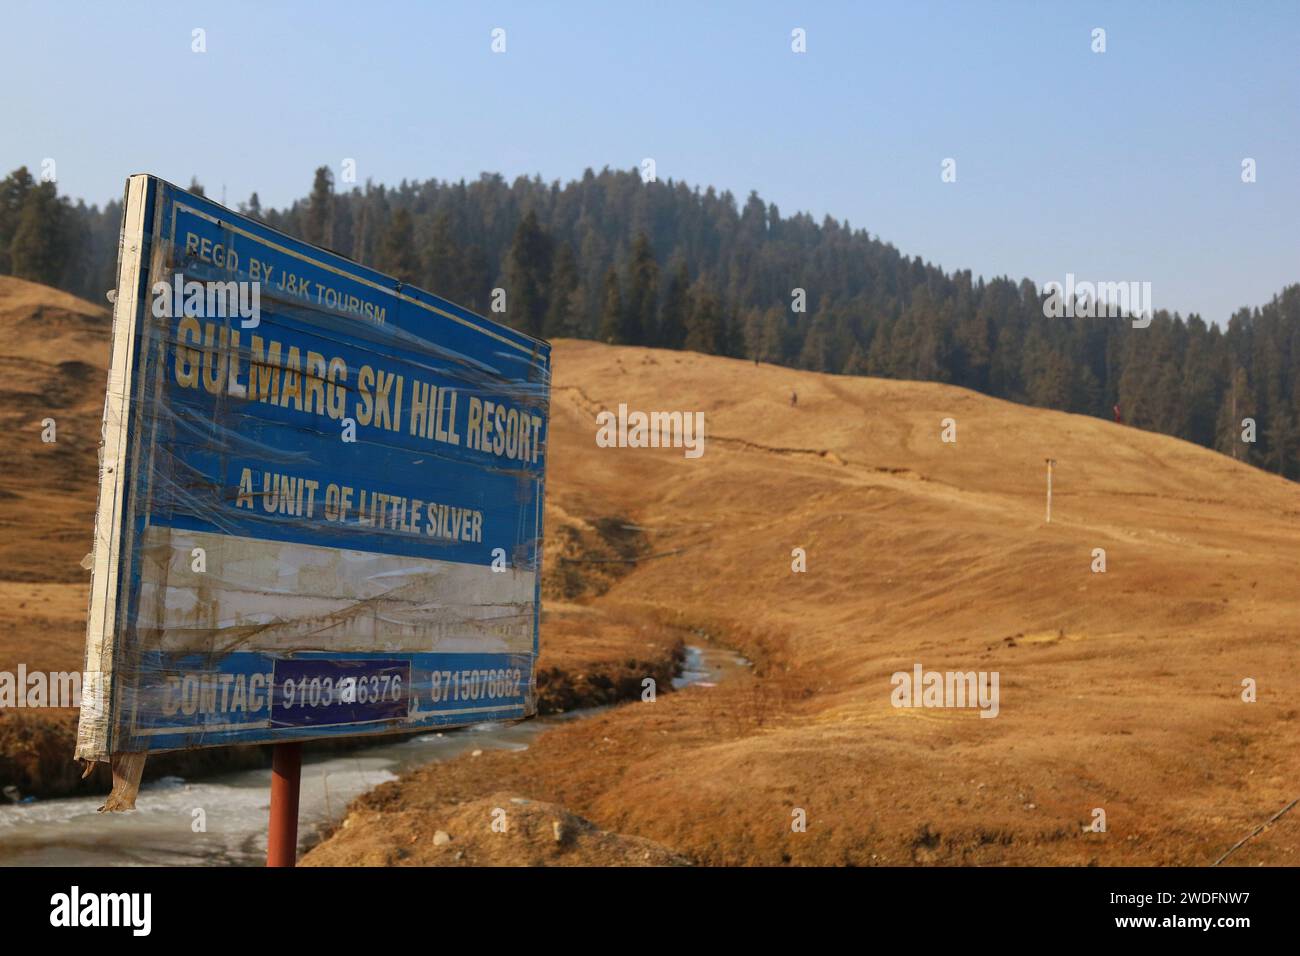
xmin=4 ymin=0 xmax=1296 ymax=322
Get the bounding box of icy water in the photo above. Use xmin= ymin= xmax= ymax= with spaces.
xmin=0 ymin=645 xmax=748 ymax=866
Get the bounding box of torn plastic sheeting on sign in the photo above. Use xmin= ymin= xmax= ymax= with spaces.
xmin=76 ymin=176 xmax=551 ymax=804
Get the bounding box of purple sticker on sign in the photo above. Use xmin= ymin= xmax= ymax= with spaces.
xmin=271 ymin=659 xmax=410 ymax=729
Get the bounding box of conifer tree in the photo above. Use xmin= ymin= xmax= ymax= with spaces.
xmin=10 ymin=181 xmax=68 ymax=287
xmin=658 ymin=260 xmax=690 ymax=349
xmin=461 ymin=245 xmax=493 ymax=313
xmin=684 ymin=285 xmax=725 ymax=354
xmin=506 ymin=210 xmax=553 ymax=335
xmin=599 ymin=267 xmax=622 ymax=343
xmin=620 ymin=232 xmax=658 ymax=345
xmin=544 ymin=241 xmax=582 ymax=337
xmin=240 ymin=192 xmax=264 ymax=221
xmin=379 ymin=207 xmax=420 ymax=285
xmin=423 ymin=210 xmax=463 ymax=302
xmin=304 ymin=166 xmax=335 ymax=248
xmin=0 ymin=166 xmax=36 ymax=274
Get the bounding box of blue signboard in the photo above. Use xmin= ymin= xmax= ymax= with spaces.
xmin=76 ymin=175 xmax=550 ymax=761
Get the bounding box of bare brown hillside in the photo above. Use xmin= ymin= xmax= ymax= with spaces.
xmin=309 ymin=339 xmax=1300 ymax=866
xmin=1 ymin=276 xmax=1296 ymax=864
xmin=0 ymin=277 xmax=110 ymax=675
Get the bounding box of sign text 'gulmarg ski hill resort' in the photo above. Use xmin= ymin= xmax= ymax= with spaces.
xmin=76 ymin=175 xmax=551 ymax=797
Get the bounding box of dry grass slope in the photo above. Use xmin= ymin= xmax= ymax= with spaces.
xmin=0 ymin=277 xmax=1296 ymax=864
xmin=310 ymin=339 xmax=1300 ymax=865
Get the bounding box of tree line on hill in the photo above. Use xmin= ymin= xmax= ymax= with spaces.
xmin=1 ymin=163 xmax=1297 ymax=478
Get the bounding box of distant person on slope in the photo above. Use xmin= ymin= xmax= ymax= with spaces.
xmin=791 ymin=389 xmax=798 ymax=407
xmin=1113 ymin=404 xmax=1122 ymax=424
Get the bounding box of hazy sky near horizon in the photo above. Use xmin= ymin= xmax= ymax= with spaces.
xmin=3 ymin=0 xmax=1296 ymax=323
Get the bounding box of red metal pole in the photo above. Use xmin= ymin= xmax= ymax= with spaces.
xmin=267 ymin=742 xmax=302 ymax=867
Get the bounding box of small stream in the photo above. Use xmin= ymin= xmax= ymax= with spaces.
xmin=0 ymin=644 xmax=748 ymax=866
